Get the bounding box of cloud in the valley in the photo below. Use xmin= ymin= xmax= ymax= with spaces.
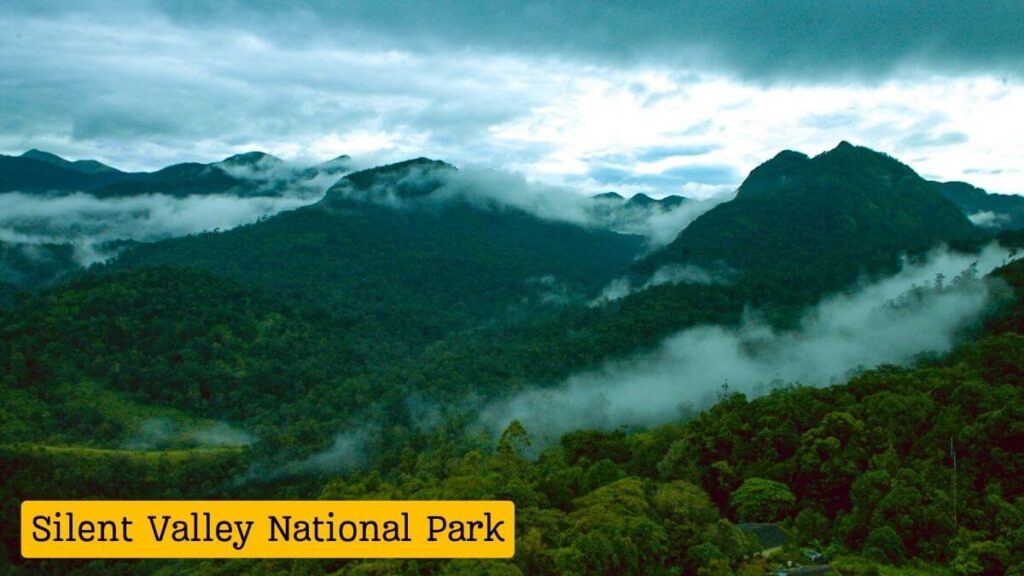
xmin=479 ymin=244 xmax=1013 ymax=441
xmin=0 ymin=192 xmax=318 ymax=265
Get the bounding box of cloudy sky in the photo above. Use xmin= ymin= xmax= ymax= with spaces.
xmin=2 ymin=1 xmax=1022 ymax=197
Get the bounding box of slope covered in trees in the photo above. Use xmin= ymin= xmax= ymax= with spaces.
xmin=109 ymin=159 xmax=646 ymax=352
xmin=0 ymin=154 xmax=121 ymax=193
xmin=2 ymin=145 xmax=1022 ymax=575
xmin=639 ymin=142 xmax=984 ymax=307
xmin=0 ymin=149 xmax=345 ymax=197
xmin=0 ymin=266 xmax=426 ymax=462
xmin=4 ymin=257 xmax=1023 ymax=576
xmin=932 ymin=180 xmax=1024 ymax=231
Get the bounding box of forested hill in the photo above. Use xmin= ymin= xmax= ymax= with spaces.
xmin=311 ymin=255 xmax=1024 ymax=576
xmin=638 ymin=141 xmax=984 ymax=306
xmin=0 ymin=153 xmax=122 ymax=193
xmin=323 ymin=157 xmax=455 ymax=202
xmin=3 ymin=250 xmax=1024 ymax=576
xmin=932 ymin=180 xmax=1024 ymax=230
xmin=20 ymin=149 xmax=121 ymax=175
xmin=0 ymin=149 xmax=348 ymax=197
xmin=3 ymin=145 xmax=1022 ymax=575
xmin=108 ymin=158 xmax=646 ymax=352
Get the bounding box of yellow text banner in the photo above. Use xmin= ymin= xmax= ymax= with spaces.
xmin=22 ymin=500 xmax=514 ymax=558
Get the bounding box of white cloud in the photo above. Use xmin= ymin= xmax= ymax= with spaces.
xmin=480 ymin=244 xmax=1011 ymax=441
xmin=968 ymin=210 xmax=1012 ymax=228
xmin=592 ymin=264 xmax=731 ymax=305
xmin=0 ymin=191 xmax=318 ymax=265
xmin=1 ymin=8 xmax=1021 ymax=197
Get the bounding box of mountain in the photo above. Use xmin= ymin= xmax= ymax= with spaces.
xmin=20 ymin=149 xmax=121 ymax=175
xmin=216 ymin=150 xmax=284 ymax=169
xmin=325 ymin=157 xmax=454 ymax=202
xmin=638 ymin=141 xmax=983 ymax=306
xmin=4 ymin=145 xmax=1022 ymax=576
xmin=592 ymin=191 xmax=688 ymax=210
xmin=87 ymin=161 xmax=252 ymax=198
xmin=1 ymin=149 xmax=344 ymax=198
xmin=0 ymin=154 xmax=119 ymax=193
xmin=931 ymin=180 xmax=1024 ymax=230
xmin=108 ymin=158 xmax=645 ymax=353
xmin=625 ymin=192 xmax=688 ymax=209
xmin=307 ymin=154 xmax=353 ymax=177
xmin=0 ymin=156 xmax=647 ymax=470
xmin=588 ymin=191 xmax=691 ymax=236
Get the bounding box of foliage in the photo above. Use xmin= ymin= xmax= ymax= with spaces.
xmin=730 ymin=478 xmax=796 ymax=522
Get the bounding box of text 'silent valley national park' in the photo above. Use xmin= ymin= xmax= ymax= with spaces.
xmin=2 ymin=2 xmax=1024 ymax=575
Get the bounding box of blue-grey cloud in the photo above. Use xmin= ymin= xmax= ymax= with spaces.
xmin=634 ymin=145 xmax=719 ymax=163
xmin=587 ymin=164 xmax=740 ymax=190
xmin=0 ymin=1 xmax=1022 ymax=196
xmin=134 ymin=1 xmax=1024 ymax=81
xmin=899 ymin=131 xmax=970 ymax=148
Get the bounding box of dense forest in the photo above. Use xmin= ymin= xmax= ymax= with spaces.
xmin=2 ymin=144 xmax=1024 ymax=575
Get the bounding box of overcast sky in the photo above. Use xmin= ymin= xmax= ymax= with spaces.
xmin=1 ymin=1 xmax=1022 ymax=196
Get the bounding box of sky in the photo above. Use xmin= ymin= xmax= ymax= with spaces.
xmin=1 ymin=1 xmax=1023 ymax=197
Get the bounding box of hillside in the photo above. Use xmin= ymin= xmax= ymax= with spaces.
xmin=1 ymin=146 xmax=1021 ymax=576
xmin=0 ymin=149 xmax=346 ymax=197
xmin=0 ymin=154 xmax=120 ymax=193
xmin=3 ymin=256 xmax=1022 ymax=576
xmin=109 ymin=158 xmax=646 ymax=350
xmin=0 ymin=241 xmax=80 ymax=304
xmin=21 ymin=148 xmax=121 ymax=175
xmin=639 ymin=142 xmax=984 ymax=307
xmin=932 ymin=180 xmax=1024 ymax=230
xmin=315 ymin=257 xmax=1024 ymax=576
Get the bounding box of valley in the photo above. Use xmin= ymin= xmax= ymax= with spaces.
xmin=2 ymin=142 xmax=1024 ymax=574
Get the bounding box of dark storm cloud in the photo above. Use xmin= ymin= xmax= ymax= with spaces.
xmin=0 ymin=1 xmax=558 ymax=169
xmin=6 ymin=0 xmax=1023 ymax=83
xmin=146 ymin=0 xmax=1024 ymax=81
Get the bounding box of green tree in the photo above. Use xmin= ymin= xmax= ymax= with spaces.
xmin=730 ymin=478 xmax=796 ymax=522
xmin=863 ymin=526 xmax=906 ymax=565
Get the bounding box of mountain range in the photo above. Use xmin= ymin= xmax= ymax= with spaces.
xmin=0 ymin=149 xmax=352 ymax=197
xmin=2 ymin=142 xmax=1024 ymax=574
xmin=1 ymin=140 xmax=1010 ymax=444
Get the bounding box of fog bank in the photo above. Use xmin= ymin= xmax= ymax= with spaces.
xmin=0 ymin=191 xmax=318 ymax=265
xmin=480 ymin=244 xmax=1012 ymax=441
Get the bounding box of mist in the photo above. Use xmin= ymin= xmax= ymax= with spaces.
xmin=331 ymin=163 xmax=730 ymax=245
xmin=593 ymin=263 xmax=731 ymax=304
xmin=0 ymin=191 xmax=317 ymax=265
xmin=0 ymin=154 xmax=351 ymax=270
xmin=968 ymin=210 xmax=1011 ymax=228
xmin=439 ymin=167 xmax=730 ymax=245
xmin=123 ymin=417 xmax=254 ymax=450
xmin=480 ymin=243 xmax=1012 ymax=442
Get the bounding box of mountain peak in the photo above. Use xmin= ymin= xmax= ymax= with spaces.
xmin=659 ymin=195 xmax=688 ymax=209
xmin=219 ymin=151 xmax=283 ymax=167
xmin=324 ymin=157 xmax=456 ymax=203
xmin=19 ymin=148 xmax=120 ymax=175
xmin=819 ymin=140 xmax=872 ymax=160
xmin=639 ymin=144 xmax=979 ymax=300
xmin=21 ymin=149 xmax=67 ymax=163
xmin=626 ymin=193 xmax=656 ymax=207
